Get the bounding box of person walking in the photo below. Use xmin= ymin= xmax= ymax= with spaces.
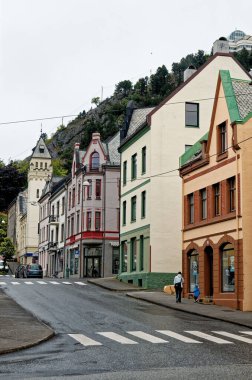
xmin=174 ymin=271 xmax=184 ymax=303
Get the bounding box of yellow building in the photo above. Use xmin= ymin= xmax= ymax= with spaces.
xmin=180 ymin=70 xmax=252 ymax=311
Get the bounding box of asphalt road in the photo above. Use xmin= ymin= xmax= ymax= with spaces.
xmin=0 ymin=277 xmax=252 ymax=380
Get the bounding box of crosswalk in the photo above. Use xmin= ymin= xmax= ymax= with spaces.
xmin=68 ymin=330 xmax=252 ymax=347
xmin=0 ymin=278 xmax=87 ymax=287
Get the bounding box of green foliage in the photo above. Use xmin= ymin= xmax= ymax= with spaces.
xmin=91 ymin=97 xmax=100 ymax=107
xmin=56 ymin=124 xmax=66 ymax=133
xmin=115 ymin=80 xmax=133 ymax=96
xmin=234 ymin=48 xmax=252 ymax=72
xmin=52 ymin=159 xmax=68 ymax=177
xmin=0 ymin=162 xmax=26 ymax=211
xmin=0 ymin=212 xmax=7 ymax=244
xmin=0 ymin=237 xmax=15 ymax=261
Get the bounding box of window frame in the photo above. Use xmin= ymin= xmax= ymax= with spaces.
xmin=200 ymin=188 xmax=207 ymax=220
xmin=185 ymin=102 xmax=199 ymax=128
xmin=122 ymin=200 xmax=126 ymax=226
xmin=131 ymin=195 xmax=137 ymax=222
xmin=123 ymin=161 xmax=127 ymax=186
xmin=213 ymin=183 xmax=220 ymax=216
xmin=131 ymin=153 xmax=137 ymax=180
xmin=188 ymin=193 xmax=194 ymax=224
xmin=228 ymin=177 xmax=236 ymax=212
xmin=141 ymin=191 xmax=146 ymax=219
xmin=141 ymin=146 xmax=146 ymax=174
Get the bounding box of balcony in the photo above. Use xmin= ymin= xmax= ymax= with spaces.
xmin=49 ymin=215 xmax=59 ymax=224
xmin=48 ymin=241 xmax=58 ymax=250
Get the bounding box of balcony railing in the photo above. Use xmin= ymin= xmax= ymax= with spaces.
xmin=48 ymin=241 xmax=58 ymax=250
xmin=49 ymin=215 xmax=59 ymax=224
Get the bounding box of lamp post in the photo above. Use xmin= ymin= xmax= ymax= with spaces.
xmin=80 ymin=168 xmax=89 ymax=278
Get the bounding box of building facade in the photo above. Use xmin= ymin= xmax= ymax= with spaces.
xmin=180 ymin=70 xmax=252 ymax=311
xmin=118 ymin=52 xmax=251 ymax=289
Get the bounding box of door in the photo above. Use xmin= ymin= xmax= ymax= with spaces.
xmin=205 ymin=246 xmax=213 ymax=297
xmin=85 ymin=257 xmax=101 ymax=277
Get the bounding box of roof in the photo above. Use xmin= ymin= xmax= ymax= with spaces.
xmin=31 ymin=137 xmax=51 ymax=159
xmin=179 ymin=132 xmax=209 ymax=167
xmin=103 ymin=131 xmax=120 ymax=165
xmin=220 ymin=70 xmax=252 ymax=123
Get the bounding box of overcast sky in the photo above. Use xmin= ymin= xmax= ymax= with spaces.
xmin=0 ymin=0 xmax=251 ymax=163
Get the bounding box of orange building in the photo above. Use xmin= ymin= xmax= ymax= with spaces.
xmin=179 ymin=70 xmax=252 ymax=311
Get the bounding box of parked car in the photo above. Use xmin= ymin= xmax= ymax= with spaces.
xmin=23 ymin=264 xmax=43 ymax=278
xmin=14 ymin=264 xmax=26 ymax=278
xmin=0 ymin=260 xmax=8 ymax=273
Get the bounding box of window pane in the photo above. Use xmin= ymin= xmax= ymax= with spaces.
xmin=185 ymin=103 xmax=199 ymax=127
xmin=221 ymin=244 xmax=235 ymax=292
xmin=189 ymin=250 xmax=199 ymax=292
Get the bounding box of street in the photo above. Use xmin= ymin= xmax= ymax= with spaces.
xmin=0 ymin=276 xmax=252 ymax=379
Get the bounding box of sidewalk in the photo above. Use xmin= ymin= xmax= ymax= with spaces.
xmin=0 ymin=289 xmax=54 ymax=355
xmin=88 ymin=277 xmax=252 ymax=329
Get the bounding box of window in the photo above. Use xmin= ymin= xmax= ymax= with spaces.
xmin=130 ymin=237 xmax=137 ymax=271
xmin=68 ymin=191 xmax=71 ymax=210
xmin=56 ymin=201 xmax=60 ymax=217
xmin=45 ymin=162 xmax=48 ymax=169
xmin=188 ymin=193 xmax=194 ymax=224
xmin=87 ymin=180 xmax=92 ymax=199
xmin=188 ymin=250 xmax=199 ymax=292
xmin=36 ymin=189 xmax=39 ymax=198
xmin=213 ymin=183 xmax=220 ymax=216
xmin=141 ymin=191 xmax=146 ymax=218
xmin=76 ymin=212 xmax=80 ymax=233
xmin=131 ymin=196 xmax=137 ymax=222
xmin=121 ymin=241 xmax=127 ymax=272
xmin=61 ymin=224 xmax=64 ymax=242
xmin=96 ymin=179 xmax=101 ymax=199
xmin=131 ymin=154 xmax=137 ymax=180
xmin=139 ymin=235 xmax=144 ymax=271
xmin=185 ymin=103 xmax=199 ymax=127
xmin=142 ymin=147 xmax=146 ymax=174
xmin=71 ymin=216 xmax=74 ymax=236
xmin=221 ymin=243 xmax=235 ymax=292
xmin=40 ymin=162 xmax=43 ymax=169
xmin=218 ymin=122 xmax=227 ymax=154
xmin=228 ymin=177 xmax=236 ymax=212
xmin=200 ymin=188 xmax=207 ymax=220
xmin=72 ymin=188 xmax=75 ymax=207
xmin=122 ymin=201 xmax=126 ymax=225
xmin=123 ymin=161 xmax=127 ymax=186
xmin=67 ymin=218 xmax=70 ymax=237
xmin=39 ymin=145 xmax=45 ymax=153
xmin=62 ymin=197 xmax=65 ymax=215
xmin=78 ymin=183 xmax=81 ymax=204
xmin=87 ymin=211 xmax=92 ymax=231
xmin=95 ymin=211 xmax=101 ymax=231
xmin=36 ymin=162 xmax=38 ymax=168
xmin=91 ymin=152 xmax=100 ymax=169
xmin=52 ymin=205 xmax=55 ymax=216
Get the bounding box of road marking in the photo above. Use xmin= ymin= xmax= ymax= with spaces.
xmin=24 ymin=281 xmax=33 ymax=285
xmin=49 ymin=281 xmax=60 ymax=285
xmin=240 ymin=331 xmax=252 ymax=336
xmin=74 ymin=282 xmax=87 ymax=286
xmin=62 ymin=282 xmax=72 ymax=285
xmin=157 ymin=330 xmax=201 ymax=343
xmin=37 ymin=281 xmax=47 ymax=284
xmin=127 ymin=331 xmax=168 ymax=343
xmin=0 ymin=282 xmax=6 ymax=285
xmin=68 ymin=334 xmax=102 ymax=346
xmin=11 ymin=282 xmax=21 ymax=285
xmin=213 ymin=331 xmax=252 ymax=344
xmin=97 ymin=332 xmax=138 ymax=344
xmin=185 ymin=331 xmax=233 ymax=344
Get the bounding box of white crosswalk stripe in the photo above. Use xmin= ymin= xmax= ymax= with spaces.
xmin=49 ymin=281 xmax=60 ymax=285
xmin=127 ymin=331 xmax=168 ymax=343
xmin=185 ymin=331 xmax=233 ymax=344
xmin=97 ymin=332 xmax=138 ymax=344
xmin=157 ymin=330 xmax=201 ymax=343
xmin=213 ymin=331 xmax=252 ymax=344
xmin=68 ymin=334 xmax=102 ymax=346
xmin=0 ymin=279 xmax=87 ymax=286
xmin=74 ymin=282 xmax=86 ymax=286
xmin=62 ymin=282 xmax=72 ymax=285
xmin=11 ymin=282 xmax=21 ymax=285
xmin=240 ymin=331 xmax=252 ymax=336
xmin=37 ymin=281 xmax=47 ymax=284
xmin=24 ymin=281 xmax=33 ymax=285
xmin=0 ymin=281 xmax=6 ymax=285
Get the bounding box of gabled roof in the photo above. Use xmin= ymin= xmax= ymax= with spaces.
xmin=103 ymin=131 xmax=120 ymax=165
xmin=31 ymin=137 xmax=51 ymax=159
xmin=180 ymin=132 xmax=209 ymax=167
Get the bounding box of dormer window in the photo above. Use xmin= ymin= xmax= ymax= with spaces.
xmin=39 ymin=145 xmax=45 ymax=153
xmin=91 ymin=152 xmax=100 ymax=169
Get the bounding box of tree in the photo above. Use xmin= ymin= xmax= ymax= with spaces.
xmin=0 ymin=237 xmax=15 ymax=262
xmin=52 ymin=159 xmax=68 ymax=177
xmin=114 ymin=80 xmax=133 ymax=97
xmin=91 ymin=97 xmax=100 ymax=107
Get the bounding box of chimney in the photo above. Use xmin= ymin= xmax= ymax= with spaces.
xmin=74 ymin=143 xmax=80 ymax=150
xmin=184 ymin=65 xmax=197 ymax=82
xmin=213 ymin=37 xmax=229 ymax=54
xmin=92 ymin=132 xmax=101 ymax=140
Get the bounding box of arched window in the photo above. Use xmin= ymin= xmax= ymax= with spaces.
xmin=221 ymin=243 xmax=235 ymax=292
xmin=188 ymin=249 xmax=199 ymax=292
xmin=91 ymin=152 xmax=100 ymax=169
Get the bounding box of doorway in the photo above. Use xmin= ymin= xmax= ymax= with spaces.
xmin=85 ymin=257 xmax=101 ymax=277
xmin=204 ymin=246 xmax=213 ymax=297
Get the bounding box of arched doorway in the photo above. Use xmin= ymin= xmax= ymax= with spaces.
xmin=188 ymin=249 xmax=199 ymax=292
xmin=204 ymin=246 xmax=213 ymax=297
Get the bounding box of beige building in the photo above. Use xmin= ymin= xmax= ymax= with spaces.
xmin=13 ymin=136 xmax=52 ymax=263
xmin=180 ymin=70 xmax=252 ymax=311
xmin=118 ymin=51 xmax=251 ymax=288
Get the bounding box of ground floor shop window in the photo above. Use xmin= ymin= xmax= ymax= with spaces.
xmin=221 ymin=243 xmax=235 ymax=292
xmin=121 ymin=241 xmax=127 ymax=272
xmin=188 ymin=249 xmax=199 ymax=292
xmin=112 ymin=247 xmax=119 ymax=274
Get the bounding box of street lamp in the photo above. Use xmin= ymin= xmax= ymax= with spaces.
xmin=80 ymin=175 xmax=90 ymax=278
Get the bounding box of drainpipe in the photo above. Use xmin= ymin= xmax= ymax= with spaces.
xmin=102 ymin=166 xmax=106 ymax=277
xmin=235 ymin=150 xmax=239 ymax=310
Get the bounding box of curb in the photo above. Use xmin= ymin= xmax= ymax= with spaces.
xmin=126 ymin=293 xmax=252 ymax=329
xmin=87 ymin=279 xmax=142 ymax=292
